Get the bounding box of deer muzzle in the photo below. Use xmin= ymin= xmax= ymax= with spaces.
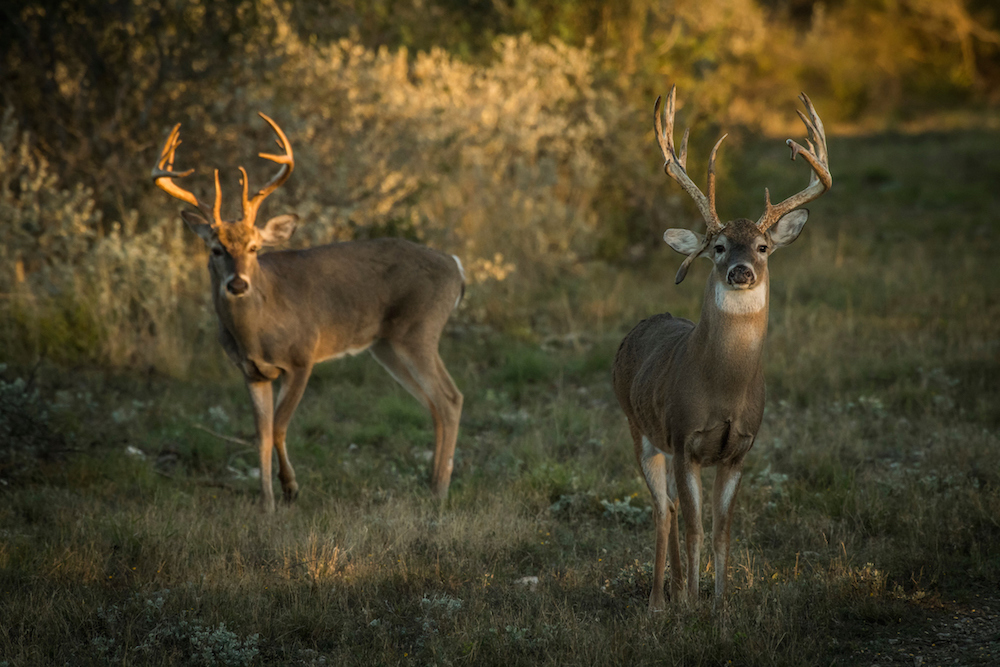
xmin=227 ymin=275 xmax=250 ymax=296
xmin=727 ymin=264 xmax=756 ymax=288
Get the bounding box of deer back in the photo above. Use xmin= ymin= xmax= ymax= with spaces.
xmin=214 ymin=238 xmax=464 ymax=377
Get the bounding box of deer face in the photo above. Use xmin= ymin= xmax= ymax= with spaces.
xmin=710 ymin=220 xmax=770 ymax=290
xmin=182 ymin=211 xmax=298 ymax=298
xmin=663 ymin=210 xmax=808 ymax=291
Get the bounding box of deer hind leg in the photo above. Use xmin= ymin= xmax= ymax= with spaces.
xmin=428 ymin=353 xmax=463 ymax=497
xmin=675 ymin=456 xmax=703 ymax=601
xmin=711 ymin=461 xmax=744 ymax=605
xmin=633 ymin=424 xmax=678 ymax=611
xmin=272 ymin=364 xmax=313 ymax=503
xmin=247 ymin=380 xmax=276 ymax=513
xmin=369 ymin=339 xmax=463 ymax=500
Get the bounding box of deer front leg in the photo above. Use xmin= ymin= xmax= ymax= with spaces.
xmin=675 ymin=455 xmax=703 ymax=601
xmin=247 ymin=380 xmax=276 ymax=513
xmin=712 ymin=460 xmax=744 ymax=604
xmin=272 ymin=364 xmax=313 ymax=503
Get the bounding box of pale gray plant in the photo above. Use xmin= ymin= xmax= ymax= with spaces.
xmin=92 ymin=589 xmax=259 ymax=666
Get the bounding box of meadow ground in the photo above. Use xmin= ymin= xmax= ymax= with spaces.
xmin=1 ymin=126 xmax=999 ymax=666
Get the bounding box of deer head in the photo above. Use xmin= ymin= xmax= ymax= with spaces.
xmin=655 ymin=87 xmax=831 ymax=292
xmin=152 ymin=114 xmax=298 ymax=297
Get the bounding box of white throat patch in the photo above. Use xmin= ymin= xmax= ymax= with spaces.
xmin=714 ymin=281 xmax=766 ymax=315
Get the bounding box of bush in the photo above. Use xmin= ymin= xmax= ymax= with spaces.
xmin=0 ymin=110 xmax=212 ymax=372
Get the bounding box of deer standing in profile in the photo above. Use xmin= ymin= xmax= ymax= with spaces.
xmin=152 ymin=114 xmax=465 ymax=512
xmin=612 ymin=87 xmax=831 ymax=609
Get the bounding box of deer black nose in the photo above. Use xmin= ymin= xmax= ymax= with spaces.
xmin=727 ymin=264 xmax=755 ymax=286
xmin=227 ymin=276 xmax=249 ymax=295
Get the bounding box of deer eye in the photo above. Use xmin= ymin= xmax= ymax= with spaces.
xmin=211 ymin=247 xmax=223 ymax=257
xmin=758 ymin=245 xmax=768 ymax=253
xmin=714 ymin=245 xmax=725 ymax=254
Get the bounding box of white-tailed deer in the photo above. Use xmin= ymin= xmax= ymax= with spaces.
xmin=612 ymin=87 xmax=831 ymax=609
xmin=152 ymin=114 xmax=465 ymax=512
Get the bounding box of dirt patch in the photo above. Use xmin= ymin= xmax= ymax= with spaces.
xmin=837 ymin=595 xmax=1000 ymax=666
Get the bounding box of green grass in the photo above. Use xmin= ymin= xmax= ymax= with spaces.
xmin=2 ymin=125 xmax=1000 ymax=665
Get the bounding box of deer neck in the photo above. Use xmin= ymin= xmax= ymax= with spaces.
xmin=211 ymin=261 xmax=281 ymax=346
xmin=688 ymin=273 xmax=769 ymax=385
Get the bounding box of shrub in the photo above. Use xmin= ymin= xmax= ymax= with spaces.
xmin=92 ymin=589 xmax=259 ymax=667
xmin=0 ymin=110 xmax=212 ymax=372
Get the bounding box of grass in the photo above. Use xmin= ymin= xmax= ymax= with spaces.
xmin=2 ymin=124 xmax=999 ymax=665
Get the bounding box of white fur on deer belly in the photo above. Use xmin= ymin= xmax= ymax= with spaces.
xmin=319 ymin=344 xmax=371 ymax=363
xmin=715 ymin=282 xmax=766 ymax=315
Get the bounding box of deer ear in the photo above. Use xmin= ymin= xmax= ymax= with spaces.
xmin=663 ymin=229 xmax=706 ymax=256
xmin=769 ymin=209 xmax=809 ymax=248
xmin=259 ymin=214 xmax=298 ymax=245
xmin=181 ymin=210 xmax=215 ymax=243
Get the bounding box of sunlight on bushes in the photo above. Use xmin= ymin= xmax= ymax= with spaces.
xmin=271 ymin=31 xmax=618 ymax=290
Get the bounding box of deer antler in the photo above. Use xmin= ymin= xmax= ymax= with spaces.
xmin=756 ymin=93 xmax=832 ymax=233
xmin=151 ymin=123 xmax=222 ymax=225
xmin=239 ymin=113 xmax=295 ymax=227
xmin=654 ymin=86 xmax=728 ymax=284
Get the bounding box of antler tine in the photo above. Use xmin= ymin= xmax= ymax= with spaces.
xmin=706 ymin=133 xmax=728 ymax=230
xmin=756 ymin=93 xmax=832 ymax=233
xmin=653 ymin=93 xmax=673 ymax=171
xmin=212 ymin=169 xmax=223 ymax=226
xmin=238 ymin=166 xmax=250 ymax=219
xmin=678 ymin=127 xmax=690 ymax=170
xmin=654 ymin=86 xmax=725 ymax=235
xmin=799 ymin=92 xmax=826 ymax=147
xmin=241 ymin=112 xmax=295 ymax=227
xmin=151 ymin=123 xmax=212 ymax=216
